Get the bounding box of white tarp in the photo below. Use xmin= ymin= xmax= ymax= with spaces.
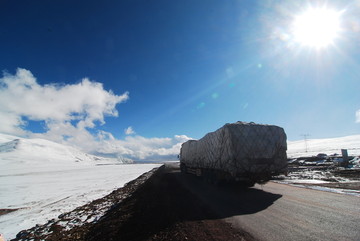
xmin=180 ymin=122 xmax=287 ymax=176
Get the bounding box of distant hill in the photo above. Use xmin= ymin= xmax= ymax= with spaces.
xmin=0 ymin=133 xmax=127 ymax=167
xmin=287 ymin=135 xmax=360 ymax=158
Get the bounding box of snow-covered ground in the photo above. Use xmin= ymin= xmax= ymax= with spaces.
xmin=278 ymin=135 xmax=360 ymax=197
xmin=0 ymin=134 xmax=161 ymax=239
xmin=287 ymin=135 xmax=360 ymax=158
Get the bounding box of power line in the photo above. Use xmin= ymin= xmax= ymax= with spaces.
xmin=300 ymin=134 xmax=311 ymax=153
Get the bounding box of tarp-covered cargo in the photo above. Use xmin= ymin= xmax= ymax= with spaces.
xmin=180 ymin=121 xmax=287 ymax=183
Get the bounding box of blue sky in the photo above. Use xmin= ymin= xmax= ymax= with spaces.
xmin=1 ymin=0 xmax=359 ymax=160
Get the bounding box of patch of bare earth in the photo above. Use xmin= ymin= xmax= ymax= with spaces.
xmin=0 ymin=209 xmax=18 ymax=216
xmin=283 ymin=166 xmax=360 ymax=191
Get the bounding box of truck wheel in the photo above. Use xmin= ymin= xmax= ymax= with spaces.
xmin=209 ymin=171 xmax=220 ymax=185
xmin=239 ymin=181 xmax=255 ymax=188
xmin=203 ymin=170 xmax=212 ymax=184
xmin=180 ymin=163 xmax=187 ymax=174
xmin=246 ymin=181 xmax=255 ymax=188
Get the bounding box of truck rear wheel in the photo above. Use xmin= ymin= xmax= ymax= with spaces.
xmin=241 ymin=181 xmax=255 ymax=188
xmin=202 ymin=169 xmax=220 ymax=185
xmin=180 ymin=163 xmax=187 ymax=174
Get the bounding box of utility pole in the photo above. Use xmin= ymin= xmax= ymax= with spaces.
xmin=300 ymin=134 xmax=310 ymax=153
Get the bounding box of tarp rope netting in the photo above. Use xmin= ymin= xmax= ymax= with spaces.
xmin=228 ymin=122 xmax=287 ymax=174
xmin=181 ymin=122 xmax=287 ymax=175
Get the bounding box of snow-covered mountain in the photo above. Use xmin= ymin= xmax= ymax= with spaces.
xmin=0 ymin=133 xmax=120 ymax=167
xmin=287 ymin=135 xmax=360 ymax=158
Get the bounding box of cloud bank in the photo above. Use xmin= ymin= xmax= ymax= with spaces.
xmin=95 ymin=133 xmax=191 ymax=161
xmin=0 ymin=68 xmax=190 ymax=161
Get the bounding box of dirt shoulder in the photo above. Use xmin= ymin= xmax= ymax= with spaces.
xmin=13 ymin=165 xmax=253 ymax=241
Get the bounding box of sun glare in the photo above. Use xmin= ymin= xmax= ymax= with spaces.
xmin=292 ymin=8 xmax=341 ymax=49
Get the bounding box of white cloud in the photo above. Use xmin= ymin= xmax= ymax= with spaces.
xmin=124 ymin=126 xmax=135 ymax=135
xmin=96 ymin=134 xmax=192 ymax=161
xmin=0 ymin=68 xmax=128 ymax=134
xmin=356 ymin=109 xmax=360 ymax=123
xmin=0 ymin=68 xmax=192 ymax=162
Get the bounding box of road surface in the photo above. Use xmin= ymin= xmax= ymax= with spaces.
xmin=174 ymin=163 xmax=360 ymax=241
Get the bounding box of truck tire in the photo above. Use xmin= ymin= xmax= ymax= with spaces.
xmin=180 ymin=163 xmax=187 ymax=174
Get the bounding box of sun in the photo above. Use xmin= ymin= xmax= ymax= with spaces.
xmin=292 ymin=7 xmax=341 ymax=49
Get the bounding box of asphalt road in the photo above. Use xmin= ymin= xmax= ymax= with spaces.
xmin=172 ymin=163 xmax=360 ymax=241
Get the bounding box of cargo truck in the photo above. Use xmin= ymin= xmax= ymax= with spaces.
xmin=179 ymin=122 xmax=288 ymax=186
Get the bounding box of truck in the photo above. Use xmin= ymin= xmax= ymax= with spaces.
xmin=179 ymin=121 xmax=287 ymax=186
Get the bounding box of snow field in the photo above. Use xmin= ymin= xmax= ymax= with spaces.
xmin=0 ymin=163 xmax=160 ymax=239
xmin=0 ymin=134 xmax=161 ymax=239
